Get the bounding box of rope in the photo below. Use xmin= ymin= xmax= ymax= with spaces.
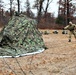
xmin=2 ymin=57 xmax=17 ymax=75
xmin=0 ymin=44 xmax=26 ymax=75
xmin=29 ymin=55 xmax=35 ymax=75
xmin=1 ymin=51 xmax=27 ymax=75
xmin=14 ymin=58 xmax=26 ymax=75
xmin=8 ymin=45 xmax=27 ymax=75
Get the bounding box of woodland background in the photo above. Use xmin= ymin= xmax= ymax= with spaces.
xmin=0 ymin=0 xmax=76 ymax=29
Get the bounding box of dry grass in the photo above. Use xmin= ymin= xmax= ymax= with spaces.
xmin=0 ymin=29 xmax=76 ymax=75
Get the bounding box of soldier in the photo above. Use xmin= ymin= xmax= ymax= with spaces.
xmin=64 ymin=21 xmax=76 ymax=42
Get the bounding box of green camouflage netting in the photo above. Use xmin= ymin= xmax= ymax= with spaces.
xmin=0 ymin=15 xmax=45 ymax=57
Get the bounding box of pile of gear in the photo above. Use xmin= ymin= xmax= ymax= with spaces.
xmin=0 ymin=15 xmax=45 ymax=57
xmin=53 ymin=30 xmax=58 ymax=34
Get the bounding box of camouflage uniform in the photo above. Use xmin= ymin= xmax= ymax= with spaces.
xmin=64 ymin=22 xmax=76 ymax=42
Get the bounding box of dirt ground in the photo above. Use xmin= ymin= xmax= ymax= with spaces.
xmin=0 ymin=30 xmax=76 ymax=75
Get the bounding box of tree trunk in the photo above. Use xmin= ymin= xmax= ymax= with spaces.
xmin=64 ymin=0 xmax=67 ymax=25
xmin=17 ymin=0 xmax=20 ymax=14
xmin=10 ymin=0 xmax=12 ymax=16
xmin=67 ymin=0 xmax=70 ymax=25
xmin=44 ymin=0 xmax=49 ymax=16
xmin=37 ymin=0 xmax=44 ymax=23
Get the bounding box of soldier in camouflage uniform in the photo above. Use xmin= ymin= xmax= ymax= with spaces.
xmin=64 ymin=21 xmax=76 ymax=42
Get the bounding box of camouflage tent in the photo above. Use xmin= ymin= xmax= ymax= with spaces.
xmin=0 ymin=15 xmax=45 ymax=57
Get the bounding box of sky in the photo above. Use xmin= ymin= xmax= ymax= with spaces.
xmin=2 ymin=0 xmax=59 ymax=17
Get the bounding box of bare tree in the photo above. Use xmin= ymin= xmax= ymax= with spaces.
xmin=57 ymin=0 xmax=76 ymax=25
xmin=44 ymin=0 xmax=53 ymax=17
xmin=0 ymin=0 xmax=4 ymax=16
xmin=33 ymin=0 xmax=40 ymax=15
xmin=38 ymin=0 xmax=45 ymax=22
xmin=25 ymin=0 xmax=31 ymax=16
xmin=9 ymin=0 xmax=14 ymax=16
xmin=0 ymin=0 xmax=3 ymax=9
xmin=17 ymin=0 xmax=20 ymax=13
xmin=24 ymin=0 xmax=34 ymax=18
xmin=33 ymin=0 xmax=45 ymax=23
xmin=33 ymin=0 xmax=54 ymax=23
xmin=9 ymin=0 xmax=20 ymax=16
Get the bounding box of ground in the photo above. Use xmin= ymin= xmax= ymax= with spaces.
xmin=0 ymin=29 xmax=76 ymax=75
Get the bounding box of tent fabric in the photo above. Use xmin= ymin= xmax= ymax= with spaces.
xmin=0 ymin=15 xmax=45 ymax=56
